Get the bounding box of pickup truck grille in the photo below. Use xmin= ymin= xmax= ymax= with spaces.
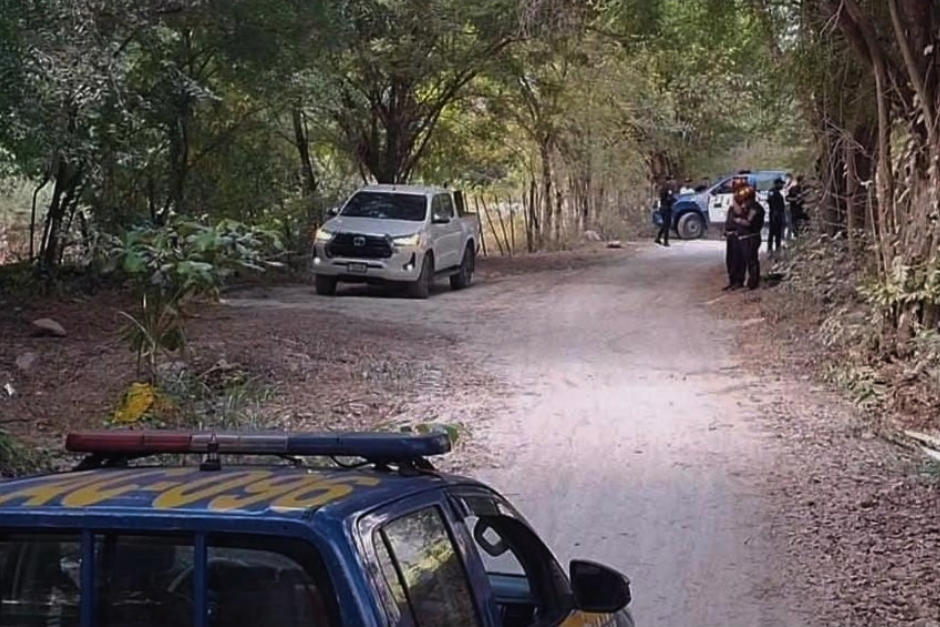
xmin=327 ymin=233 xmax=393 ymax=259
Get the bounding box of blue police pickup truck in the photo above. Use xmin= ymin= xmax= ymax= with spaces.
xmin=0 ymin=431 xmax=635 ymax=627
xmin=652 ymin=170 xmax=789 ymax=239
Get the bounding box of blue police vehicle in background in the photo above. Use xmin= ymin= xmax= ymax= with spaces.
xmin=0 ymin=430 xmax=635 ymax=626
xmin=652 ymin=170 xmax=789 ymax=239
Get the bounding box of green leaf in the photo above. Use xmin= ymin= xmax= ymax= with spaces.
xmin=123 ymin=252 xmax=146 ymax=275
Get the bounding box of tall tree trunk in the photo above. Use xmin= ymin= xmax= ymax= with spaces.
xmin=845 ymin=138 xmax=859 ymax=252
xmin=527 ymin=178 xmax=538 ymax=253
xmin=29 ymin=173 xmax=50 ymax=262
xmin=540 ymin=141 xmax=553 ymax=246
xmin=169 ymin=107 xmax=191 ymax=216
xmin=292 ymin=106 xmax=318 ymax=197
xmin=40 ymin=159 xmax=81 ymax=269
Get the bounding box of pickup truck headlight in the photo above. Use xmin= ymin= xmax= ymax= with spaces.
xmin=314 ymin=228 xmax=334 ymax=243
xmin=392 ymin=233 xmax=422 ymax=247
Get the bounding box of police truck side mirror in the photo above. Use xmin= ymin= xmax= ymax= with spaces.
xmin=569 ymin=560 xmax=631 ymax=613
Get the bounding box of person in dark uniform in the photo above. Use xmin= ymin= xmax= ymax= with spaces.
xmin=767 ymin=178 xmax=786 ymax=254
xmin=734 ymin=184 xmax=765 ymax=289
xmin=787 ymin=175 xmax=806 ymax=236
xmin=722 ymin=176 xmax=751 ymax=290
xmin=723 ymin=198 xmax=745 ymax=290
xmin=655 ymin=178 xmax=676 ymax=247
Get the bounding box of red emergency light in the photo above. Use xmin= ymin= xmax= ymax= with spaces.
xmin=65 ymin=430 xmax=451 ymax=460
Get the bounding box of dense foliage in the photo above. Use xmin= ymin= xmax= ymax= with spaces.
xmin=759 ymin=1 xmax=940 ymax=349
xmin=0 ymin=0 xmax=800 ymax=265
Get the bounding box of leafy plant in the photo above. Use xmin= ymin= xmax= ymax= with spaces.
xmin=110 ymin=219 xmax=280 ymax=381
xmin=119 ymin=294 xmax=185 ymax=381
xmin=148 ymin=362 xmax=273 ymax=431
xmin=0 ymin=430 xmax=49 ymax=477
xmin=824 ymin=364 xmax=887 ymax=411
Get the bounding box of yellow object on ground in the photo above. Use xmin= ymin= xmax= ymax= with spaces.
xmin=113 ymin=382 xmax=157 ymax=423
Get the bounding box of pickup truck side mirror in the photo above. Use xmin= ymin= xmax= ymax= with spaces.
xmin=432 ymin=213 xmax=451 ymax=225
xmin=327 ymin=206 xmax=340 ymax=217
xmin=569 ymin=560 xmax=631 ymax=613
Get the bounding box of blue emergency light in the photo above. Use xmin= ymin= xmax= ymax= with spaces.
xmin=65 ymin=430 xmax=452 ymax=461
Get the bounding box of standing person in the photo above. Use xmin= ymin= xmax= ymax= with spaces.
xmin=723 ymin=198 xmax=745 ymax=290
xmin=722 ymin=178 xmax=750 ymax=290
xmin=787 ymin=175 xmax=806 ymax=236
xmin=655 ymin=178 xmax=675 ymax=247
xmin=767 ymin=178 xmax=786 ymax=254
xmin=680 ymin=178 xmax=694 ymax=194
xmin=734 ymin=184 xmax=765 ymax=290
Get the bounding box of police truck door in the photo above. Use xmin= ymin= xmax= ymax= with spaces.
xmin=707 ymin=178 xmax=734 ymax=226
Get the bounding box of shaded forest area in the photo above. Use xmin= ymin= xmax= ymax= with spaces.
xmin=0 ymin=0 xmax=803 ymax=272
xmin=762 ymin=1 xmax=940 ymax=439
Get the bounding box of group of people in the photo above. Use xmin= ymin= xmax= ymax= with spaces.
xmin=654 ymin=173 xmax=809 ymax=289
xmin=724 ymin=175 xmax=806 ymax=290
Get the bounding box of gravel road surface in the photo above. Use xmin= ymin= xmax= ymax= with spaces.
xmin=228 ymin=241 xmax=807 ymax=626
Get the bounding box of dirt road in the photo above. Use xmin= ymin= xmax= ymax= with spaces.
xmin=229 ymin=241 xmax=806 ymax=626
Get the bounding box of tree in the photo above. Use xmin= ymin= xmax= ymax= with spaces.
xmin=324 ymin=0 xmax=523 ymax=184
xmin=0 ymin=0 xmax=148 ymax=267
xmin=0 ymin=0 xmax=334 ymax=269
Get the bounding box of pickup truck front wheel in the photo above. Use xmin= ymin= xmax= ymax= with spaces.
xmin=450 ymin=245 xmax=474 ymax=290
xmin=677 ymin=212 xmax=706 ymax=240
xmin=408 ymin=254 xmax=433 ymax=299
xmin=315 ymin=275 xmax=337 ymax=296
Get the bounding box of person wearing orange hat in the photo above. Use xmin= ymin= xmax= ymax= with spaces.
xmin=722 ymin=178 xmax=750 ymax=290
xmin=732 ymin=183 xmax=765 ymax=289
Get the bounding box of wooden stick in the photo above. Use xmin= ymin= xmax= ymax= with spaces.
xmin=507 ymin=194 xmax=517 ymax=256
xmin=477 ymin=195 xmax=504 ymax=256
xmin=521 ymin=184 xmax=531 ymax=251
xmin=472 ymin=195 xmax=489 ymax=257
xmin=490 ymin=194 xmax=512 ymax=257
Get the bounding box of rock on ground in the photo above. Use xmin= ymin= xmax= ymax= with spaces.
xmin=31 ymin=318 xmax=66 ymax=337
xmin=583 ymin=230 xmax=602 ymax=242
xmin=14 ymin=352 xmax=38 ymax=373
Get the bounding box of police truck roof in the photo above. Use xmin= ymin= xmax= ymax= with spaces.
xmin=0 ymin=431 xmax=466 ymax=523
xmin=64 ymin=430 xmax=451 ymax=460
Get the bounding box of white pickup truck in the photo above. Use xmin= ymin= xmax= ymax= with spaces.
xmin=312 ymin=184 xmax=481 ymax=298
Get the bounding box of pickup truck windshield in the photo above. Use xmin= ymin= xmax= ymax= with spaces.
xmin=341 ymin=192 xmax=427 ymax=221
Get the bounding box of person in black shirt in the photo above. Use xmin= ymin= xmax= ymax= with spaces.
xmin=722 ymin=177 xmax=751 ymax=290
xmin=767 ymin=178 xmax=786 ymax=254
xmin=733 ymin=184 xmax=765 ymax=289
xmin=655 ymin=178 xmax=676 ymax=247
xmin=787 ymin=175 xmax=806 ymax=236
xmin=723 ymin=199 xmax=745 ymax=290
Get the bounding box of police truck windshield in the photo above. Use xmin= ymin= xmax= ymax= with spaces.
xmin=341 ymin=192 xmax=427 ymax=221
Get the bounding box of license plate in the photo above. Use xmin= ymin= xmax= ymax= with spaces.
xmin=348 ymin=263 xmax=367 ymax=274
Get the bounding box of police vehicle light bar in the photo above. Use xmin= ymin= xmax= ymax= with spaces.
xmin=65 ymin=430 xmax=452 ymax=460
